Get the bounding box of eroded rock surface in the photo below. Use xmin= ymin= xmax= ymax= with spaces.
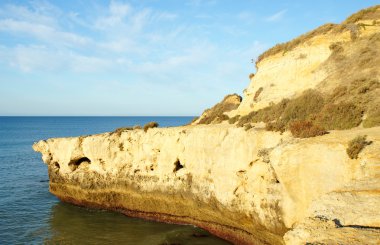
xmin=33 ymin=5 xmax=380 ymax=245
xmin=33 ymin=126 xmax=380 ymax=244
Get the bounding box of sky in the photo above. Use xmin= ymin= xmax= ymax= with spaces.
xmin=0 ymin=1 xmax=378 ymax=116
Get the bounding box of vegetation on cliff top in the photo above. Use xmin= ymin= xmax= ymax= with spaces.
xmin=256 ymin=5 xmax=380 ymax=64
xmin=197 ymin=94 xmax=242 ymax=124
xmin=235 ymin=29 xmax=380 ymax=138
xmin=346 ymin=135 xmax=372 ymax=159
xmin=143 ymin=122 xmax=159 ymax=132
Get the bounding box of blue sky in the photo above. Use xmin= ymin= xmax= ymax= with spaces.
xmin=0 ymin=0 xmax=378 ymax=116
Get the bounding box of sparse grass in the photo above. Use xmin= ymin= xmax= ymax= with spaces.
xmin=289 ymin=120 xmax=327 ymax=138
xmin=118 ymin=143 xmax=124 ymax=151
xmin=281 ymin=90 xmax=325 ymax=123
xmin=329 ymin=42 xmax=344 ymax=53
xmin=206 ymin=6 xmax=380 ymax=136
xmin=255 ymin=5 xmax=380 ymax=65
xmin=143 ymin=122 xmax=159 ymax=132
xmin=315 ymin=102 xmax=363 ymax=130
xmin=133 ymin=125 xmax=142 ymax=130
xmin=257 ymin=148 xmax=270 ymax=163
xmin=214 ymin=114 xmax=230 ymax=123
xmin=236 ymin=83 xmax=370 ymax=136
xmin=265 ymin=120 xmax=286 ymax=133
xmin=228 ymin=115 xmax=240 ymax=124
xmin=237 ymin=111 xmax=256 ymax=127
xmin=244 ymin=124 xmax=254 ymax=131
xmin=363 ymin=105 xmax=380 ymax=128
xmin=256 ymin=23 xmax=336 ymax=64
xmin=114 ymin=127 xmax=134 ymax=135
xmin=342 ymin=5 xmax=380 ymax=24
xmin=297 ymin=53 xmax=307 ymax=59
xmin=346 ymin=135 xmax=372 ymax=159
xmin=187 ymin=116 xmax=199 ymax=125
xmin=198 ymin=94 xmax=242 ymax=124
xmin=254 ymin=87 xmax=263 ymax=102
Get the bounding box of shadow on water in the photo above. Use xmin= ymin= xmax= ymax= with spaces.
xmin=46 ymin=202 xmax=231 ymax=245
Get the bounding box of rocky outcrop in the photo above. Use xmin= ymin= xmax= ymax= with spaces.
xmin=33 ymin=5 xmax=380 ymax=245
xmin=33 ymin=125 xmax=380 ymax=244
xmin=232 ymin=5 xmax=380 ymax=117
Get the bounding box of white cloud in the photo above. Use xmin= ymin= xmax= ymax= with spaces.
xmin=0 ymin=3 xmax=59 ymax=26
xmin=0 ymin=45 xmax=117 ymax=73
xmin=265 ymin=9 xmax=287 ymax=22
xmin=6 ymin=45 xmax=63 ymax=72
xmin=0 ymin=19 xmax=90 ymax=47
xmin=130 ymin=44 xmax=214 ymax=74
xmin=95 ymin=1 xmax=131 ymax=29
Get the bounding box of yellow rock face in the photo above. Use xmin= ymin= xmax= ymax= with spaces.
xmin=233 ymin=19 xmax=380 ymax=117
xmin=33 ymin=5 xmax=380 ymax=245
xmin=33 ymin=125 xmax=380 ymax=244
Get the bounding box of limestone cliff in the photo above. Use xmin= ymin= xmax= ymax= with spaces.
xmin=33 ymin=6 xmax=380 ymax=245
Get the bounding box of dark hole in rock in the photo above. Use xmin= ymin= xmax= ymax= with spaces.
xmin=54 ymin=162 xmax=60 ymax=169
xmin=68 ymin=157 xmax=91 ymax=171
xmin=173 ymin=159 xmax=184 ymax=172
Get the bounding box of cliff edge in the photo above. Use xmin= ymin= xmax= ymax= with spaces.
xmin=33 ymin=6 xmax=380 ymax=245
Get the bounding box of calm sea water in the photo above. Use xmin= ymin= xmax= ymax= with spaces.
xmin=0 ymin=117 xmax=230 ymax=245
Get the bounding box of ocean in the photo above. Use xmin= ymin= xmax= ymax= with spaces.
xmin=0 ymin=117 xmax=229 ymax=245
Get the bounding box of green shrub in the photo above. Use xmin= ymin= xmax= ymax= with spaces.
xmin=346 ymin=135 xmax=371 ymax=159
xmin=143 ymin=122 xmax=159 ymax=132
xmin=289 ymin=120 xmax=327 ymax=138
xmin=316 ymin=102 xmax=362 ymax=130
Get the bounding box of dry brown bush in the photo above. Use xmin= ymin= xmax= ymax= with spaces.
xmin=281 ymin=90 xmax=325 ymax=123
xmin=114 ymin=127 xmax=133 ymax=135
xmin=265 ymin=120 xmax=286 ymax=133
xmin=198 ymin=94 xmax=242 ymax=124
xmin=249 ymin=73 xmax=255 ymax=79
xmin=316 ymin=102 xmax=362 ymax=130
xmin=289 ymin=120 xmax=327 ymax=138
xmin=143 ymin=122 xmax=159 ymax=132
xmin=346 ymin=135 xmax=372 ymax=159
